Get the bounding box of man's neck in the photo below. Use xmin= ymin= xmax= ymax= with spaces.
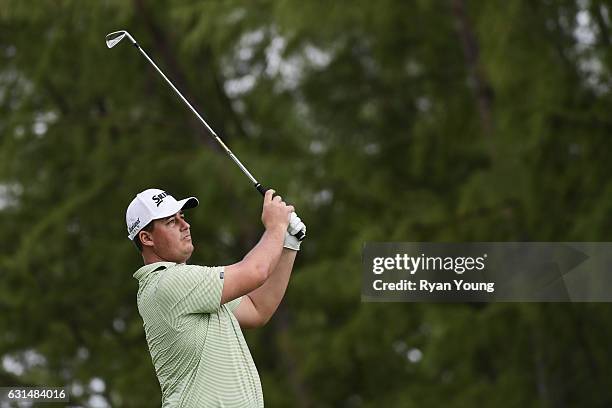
xmin=142 ymin=251 xmax=167 ymax=265
xmin=142 ymin=250 xmax=187 ymax=265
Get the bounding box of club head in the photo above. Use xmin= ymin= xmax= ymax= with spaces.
xmin=106 ymin=30 xmax=136 ymax=49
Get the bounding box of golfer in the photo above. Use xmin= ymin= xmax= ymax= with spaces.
xmin=126 ymin=188 xmax=306 ymax=407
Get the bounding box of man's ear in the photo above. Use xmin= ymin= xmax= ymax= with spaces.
xmin=139 ymin=230 xmax=154 ymax=247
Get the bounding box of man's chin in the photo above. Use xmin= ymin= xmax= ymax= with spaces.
xmin=183 ymin=244 xmax=194 ymax=262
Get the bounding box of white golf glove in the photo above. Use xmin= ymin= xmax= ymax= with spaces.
xmin=284 ymin=212 xmax=306 ymax=251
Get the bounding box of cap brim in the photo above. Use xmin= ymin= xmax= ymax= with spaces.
xmin=179 ymin=196 xmax=199 ymax=210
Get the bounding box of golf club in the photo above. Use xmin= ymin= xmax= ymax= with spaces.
xmin=106 ymin=30 xmax=305 ymax=241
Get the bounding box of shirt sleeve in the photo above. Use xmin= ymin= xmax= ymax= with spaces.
xmin=155 ymin=264 xmax=224 ymax=316
xmin=225 ymin=296 xmax=243 ymax=313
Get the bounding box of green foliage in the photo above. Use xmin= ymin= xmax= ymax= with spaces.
xmin=1 ymin=0 xmax=612 ymax=406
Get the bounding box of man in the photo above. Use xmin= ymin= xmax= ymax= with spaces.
xmin=126 ymin=188 xmax=306 ymax=407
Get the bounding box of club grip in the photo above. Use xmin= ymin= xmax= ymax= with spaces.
xmin=255 ymin=183 xmax=268 ymax=196
xmin=294 ymin=229 xmax=306 ymax=241
xmin=255 ymin=183 xmax=306 ymax=241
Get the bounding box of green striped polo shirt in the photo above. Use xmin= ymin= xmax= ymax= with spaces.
xmin=133 ymin=262 xmax=263 ymax=407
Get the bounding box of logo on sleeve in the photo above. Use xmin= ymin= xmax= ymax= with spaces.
xmin=152 ymin=192 xmax=169 ymax=207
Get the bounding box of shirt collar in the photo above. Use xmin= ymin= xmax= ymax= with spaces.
xmin=133 ymin=261 xmax=176 ymax=280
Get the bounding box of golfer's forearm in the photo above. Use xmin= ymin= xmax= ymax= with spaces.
xmin=248 ymin=249 xmax=297 ymax=322
xmin=242 ymin=226 xmax=285 ymax=279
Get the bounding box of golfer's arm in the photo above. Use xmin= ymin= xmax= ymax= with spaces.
xmin=221 ymin=226 xmax=285 ymax=305
xmin=240 ymin=248 xmax=297 ymax=326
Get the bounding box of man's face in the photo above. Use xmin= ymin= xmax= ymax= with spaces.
xmin=146 ymin=211 xmax=194 ymax=263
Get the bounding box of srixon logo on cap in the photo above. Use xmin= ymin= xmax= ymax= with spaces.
xmin=152 ymin=192 xmax=169 ymax=207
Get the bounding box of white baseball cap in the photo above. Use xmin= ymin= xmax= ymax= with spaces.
xmin=126 ymin=188 xmax=199 ymax=240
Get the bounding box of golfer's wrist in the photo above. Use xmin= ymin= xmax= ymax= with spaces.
xmin=265 ymin=224 xmax=286 ymax=235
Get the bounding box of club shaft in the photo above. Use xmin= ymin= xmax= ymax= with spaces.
xmin=134 ymin=44 xmax=259 ymax=185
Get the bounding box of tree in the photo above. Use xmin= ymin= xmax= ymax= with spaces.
xmin=1 ymin=0 xmax=612 ymax=406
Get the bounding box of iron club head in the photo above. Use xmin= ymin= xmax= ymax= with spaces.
xmin=106 ymin=30 xmax=136 ymax=48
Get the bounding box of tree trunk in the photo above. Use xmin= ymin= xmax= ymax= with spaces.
xmin=451 ymin=0 xmax=495 ymax=145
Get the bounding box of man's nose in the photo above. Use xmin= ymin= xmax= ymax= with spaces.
xmin=180 ymin=218 xmax=190 ymax=229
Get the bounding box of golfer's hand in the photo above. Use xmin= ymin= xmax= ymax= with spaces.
xmin=284 ymin=212 xmax=306 ymax=251
xmin=262 ymin=189 xmax=294 ymax=231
